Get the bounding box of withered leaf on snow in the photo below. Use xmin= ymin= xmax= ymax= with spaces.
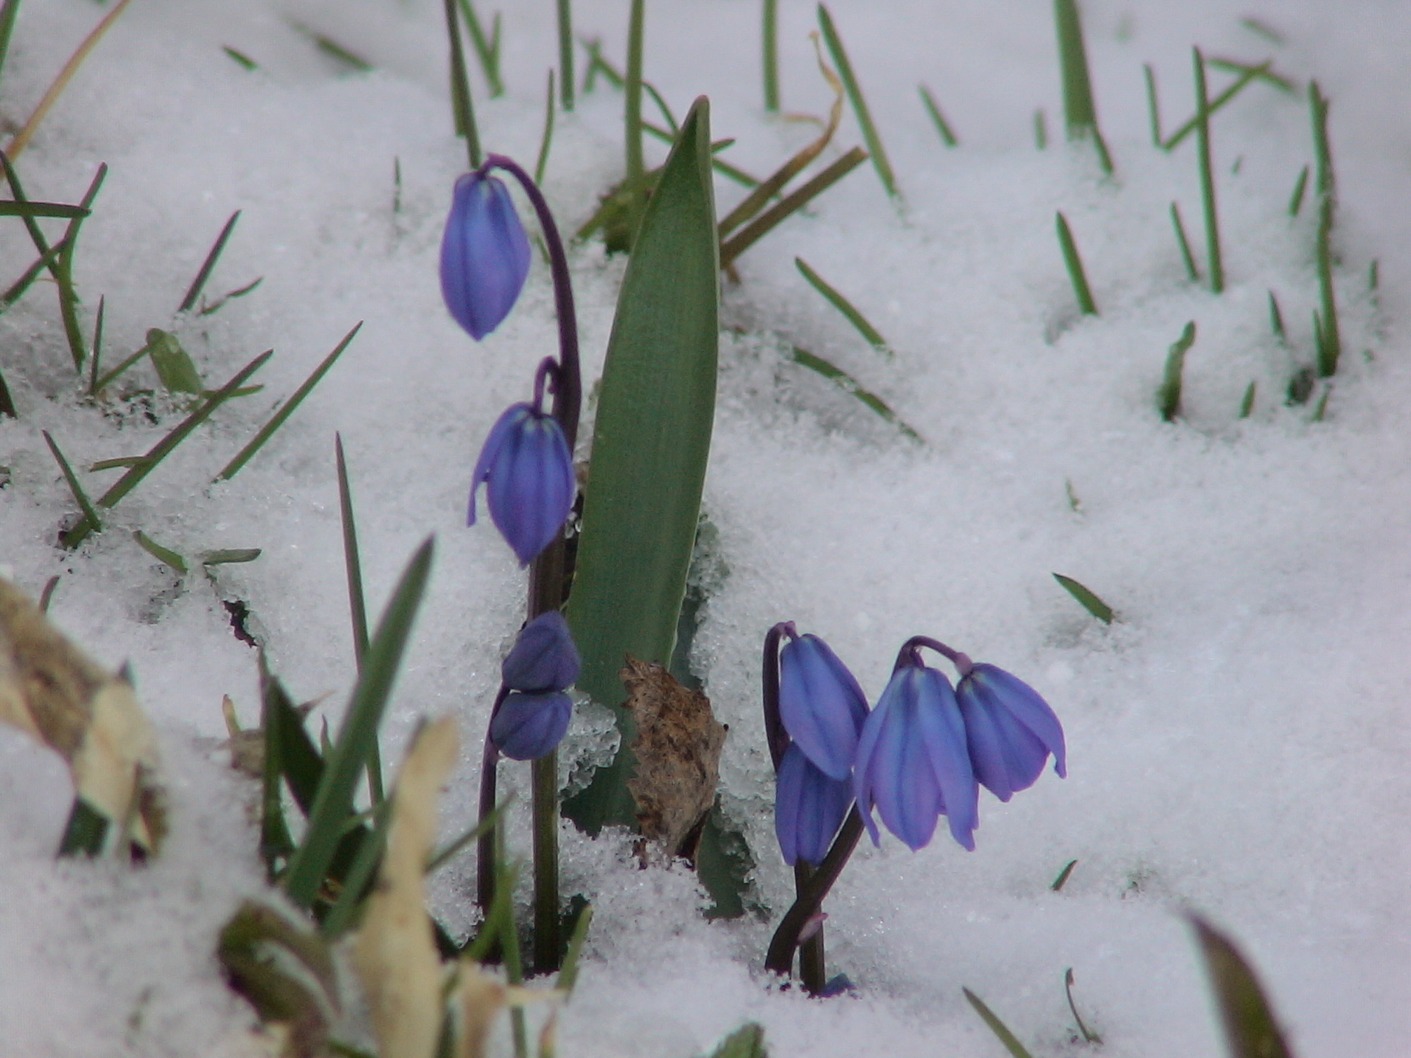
xmin=0 ymin=576 xmax=165 ymax=855
xmin=622 ymin=655 xmax=727 ymax=862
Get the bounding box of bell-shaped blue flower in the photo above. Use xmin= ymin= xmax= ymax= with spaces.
xmin=778 ymin=634 xmax=869 ymax=781
xmin=469 ymin=402 xmax=574 ymax=566
xmin=774 ymin=743 xmax=854 ymax=867
xmin=956 ymin=663 xmax=1066 ymax=802
xmin=440 ymin=171 xmax=531 ymax=340
xmin=502 ymin=611 xmax=580 ymax=692
xmin=854 ymin=663 xmax=978 ymax=851
xmin=490 ymin=689 xmax=573 ymax=761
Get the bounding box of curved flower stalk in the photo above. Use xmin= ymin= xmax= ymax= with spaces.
xmin=762 ymin=628 xmax=1066 ymax=993
xmin=443 ymin=152 xmax=582 ymax=971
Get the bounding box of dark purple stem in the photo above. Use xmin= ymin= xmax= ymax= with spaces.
xmin=476 ymin=684 xmax=510 ymax=913
xmin=897 ymin=634 xmax=972 ymax=677
xmin=765 ymin=807 xmax=865 ymax=986
xmin=761 ymin=622 xmax=795 ymax=770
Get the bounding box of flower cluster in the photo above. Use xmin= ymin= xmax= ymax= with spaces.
xmin=489 ymin=611 xmax=581 ymax=761
xmin=769 ymin=627 xmax=1065 ymax=863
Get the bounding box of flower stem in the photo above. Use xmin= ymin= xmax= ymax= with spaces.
xmin=476 ymin=687 xmax=507 ymax=914
xmin=764 ymin=808 xmax=864 ymax=985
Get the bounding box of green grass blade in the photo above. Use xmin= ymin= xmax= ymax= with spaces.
xmin=0 ymin=238 xmax=67 ymax=315
xmin=1162 ymin=61 xmax=1272 ymax=151
xmin=1208 ymin=57 xmax=1294 ymax=95
xmin=283 ymin=537 xmax=434 ymax=910
xmin=290 ymin=21 xmax=372 ymax=71
xmin=818 ymin=4 xmax=897 ymax=198
xmin=786 ymin=346 xmax=921 ymax=441
xmin=0 ymin=0 xmax=21 ymax=94
xmin=63 ymin=349 xmax=273 ymax=548
xmin=1309 ymin=81 xmax=1334 ymax=200
xmin=1158 ymin=320 xmax=1197 ymax=421
xmin=719 ymin=146 xmax=866 ymax=269
xmin=319 ymin=796 xmax=392 ymax=939
xmin=201 ymin=548 xmax=262 ymax=565
xmin=1241 ymin=18 xmax=1285 ymax=46
xmin=1064 ymin=968 xmax=1103 ymax=1043
xmin=1055 ymin=211 xmax=1098 ymax=316
xmin=534 ymin=70 xmax=557 ymax=185
xmin=1033 ymin=108 xmax=1049 ymax=150
xmin=334 ymin=433 xmax=382 ymax=806
xmin=794 ymin=256 xmax=891 ymax=356
xmin=222 ymin=46 xmax=257 ymax=71
xmin=556 ymin=0 xmax=574 ymax=110
xmin=1267 ymin=290 xmax=1286 ymax=339
xmin=762 ymin=0 xmax=779 ymax=111
xmin=1193 ymin=48 xmax=1224 ymax=294
xmin=1144 ymin=64 xmax=1161 ymax=145
xmin=919 ymin=83 xmax=958 ymax=146
xmin=215 ymin=321 xmax=361 ymax=482
xmin=57 ymin=798 xmax=109 ymax=857
xmin=1053 ymin=0 xmax=1111 ymax=173
xmin=426 ymin=797 xmax=510 ymax=875
xmin=1309 ymin=82 xmax=1339 ymax=376
xmin=1170 ymin=202 xmax=1200 ymax=281
xmin=87 ymin=294 xmax=104 ymax=394
xmin=1188 ymin=914 xmax=1294 ymax=1058
xmin=455 ymin=0 xmax=503 ymax=97
xmin=1239 ymin=381 xmax=1256 ymax=419
xmin=1053 ymin=572 xmax=1114 ymax=624
xmin=1051 ymin=859 xmax=1078 ymax=891
xmin=442 ymin=0 xmax=481 ymax=168
xmin=705 ymin=1024 xmax=767 ymax=1058
xmin=179 ymin=210 xmax=241 ymax=313
xmin=133 ymin=530 xmax=188 ymax=573
xmin=563 ymin=100 xmax=719 ymax=834
xmin=0 ymin=363 xmax=13 ymax=417
xmin=0 ymin=200 xmax=88 ymax=219
xmin=258 ymin=662 xmax=300 ymax=878
xmin=42 ymin=430 xmax=103 ymax=537
xmin=555 ymin=903 xmax=594 ymax=996
xmin=962 ymin=988 xmax=1037 ymax=1058
xmin=625 ymin=0 xmax=645 ymax=188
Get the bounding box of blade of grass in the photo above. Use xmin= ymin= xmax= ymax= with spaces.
xmin=455 ymin=0 xmax=503 ymax=97
xmin=1170 ymin=202 xmax=1200 ymax=281
xmin=201 ymin=548 xmax=262 ymax=565
xmin=133 ymin=530 xmax=189 ymax=573
xmin=319 ymin=796 xmax=392 ymax=939
xmin=1033 ymin=108 xmax=1049 ymax=150
xmin=1158 ymin=320 xmax=1197 ymax=422
xmin=0 ymin=0 xmax=20 ymax=95
xmin=787 ymin=345 xmax=921 ymax=441
xmin=1240 ymin=17 xmax=1285 ymax=46
xmin=1056 ymin=211 xmax=1098 ymax=316
xmin=1209 ymin=56 xmax=1294 ymax=95
xmin=624 ymin=0 xmax=645 ymax=190
xmin=426 ymin=798 xmax=510 ymax=875
xmin=1064 ymin=968 xmax=1103 ymax=1043
xmin=179 ymin=210 xmax=241 ymax=313
xmin=3 ymin=0 xmax=133 ymax=159
xmin=818 ymin=4 xmax=897 ymax=197
xmin=223 ymin=46 xmax=258 ymax=71
xmin=334 ymin=434 xmax=382 ymax=807
xmin=1268 ymin=290 xmax=1286 ymax=339
xmin=57 ymin=798 xmax=109 ymax=857
xmin=1188 ymin=914 xmax=1294 ymax=1058
xmin=258 ymin=662 xmax=299 ymax=878
xmin=198 ymin=275 xmax=263 ymax=317
xmin=63 ymin=349 xmax=273 ymax=548
xmin=1144 ymin=63 xmax=1162 ymax=146
xmin=92 ymin=342 xmax=152 ymax=393
xmin=443 ymin=0 xmax=481 ymax=169
xmin=563 ymin=100 xmax=719 ymax=835
xmin=214 ymin=321 xmax=361 ymax=482
xmin=0 ymin=200 xmax=88 ymax=219
xmin=1239 ymin=381 xmax=1256 ymax=419
xmin=962 ymin=988 xmax=1037 ymax=1058
xmin=1053 ymin=0 xmax=1112 ymax=173
xmin=557 ymin=0 xmax=574 ymax=110
xmin=555 ymin=904 xmax=594 ymax=996
xmin=289 ymin=22 xmax=372 ymax=72
xmin=795 ymin=256 xmax=891 ymax=356
xmin=1161 ymin=60 xmax=1272 ymax=151
xmin=0 ymin=365 xmax=13 ymax=418
xmin=1053 ymin=572 xmax=1114 ymax=624
xmin=87 ymin=295 xmax=104 ymax=394
xmin=42 ymin=430 xmax=103 ymax=537
xmin=919 ymin=84 xmax=959 ymax=147
xmin=0 ymin=238 xmax=67 ymax=315
xmin=534 ymin=70 xmax=557 ymax=185
xmin=283 ymin=538 xmax=434 ymax=910
xmin=644 ymin=124 xmax=761 ymax=190
xmin=1193 ymin=48 xmax=1224 ymax=294
xmin=1051 ymin=859 xmax=1078 ymax=891
xmin=762 ymin=0 xmax=780 ymax=112
xmin=1309 ymin=82 xmax=1339 ymax=376
xmin=719 ymin=146 xmax=867 ymax=269
xmin=1287 ymin=165 xmax=1309 ymax=217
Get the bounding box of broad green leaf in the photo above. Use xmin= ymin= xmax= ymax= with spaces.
xmin=1053 ymin=572 xmax=1114 ymax=624
xmin=1189 ymin=914 xmax=1295 ymax=1058
xmin=564 ymin=99 xmax=720 ymax=834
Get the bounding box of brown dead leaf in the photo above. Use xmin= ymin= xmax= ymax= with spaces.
xmin=0 ymin=576 xmax=164 ymax=854
xmin=622 ymin=656 xmax=727 ymax=862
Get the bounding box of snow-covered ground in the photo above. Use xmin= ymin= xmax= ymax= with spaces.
xmin=2 ymin=1 xmax=1409 ymax=1055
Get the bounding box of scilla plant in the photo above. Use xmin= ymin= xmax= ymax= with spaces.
xmin=762 ymin=624 xmax=1066 ymax=994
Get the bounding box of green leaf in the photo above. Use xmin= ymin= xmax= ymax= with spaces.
xmin=1158 ymin=320 xmax=1197 ymax=422
xmin=563 ymin=99 xmax=720 ymax=835
xmin=818 ymin=4 xmax=898 ymax=197
xmin=1189 ymin=914 xmax=1295 ymax=1058
xmin=1051 ymin=858 xmax=1078 ymax=891
xmin=1053 ymin=572 xmax=1114 ymax=624
xmin=201 ymin=548 xmax=262 ymax=565
xmin=178 ymin=211 xmax=241 ymax=313
xmin=0 ymin=200 xmax=88 ymax=219
xmin=144 ymin=328 xmax=204 ymax=395
xmin=1056 ymin=211 xmax=1098 ymax=316
xmin=283 ymin=538 xmax=433 ymax=909
xmin=1052 ymin=0 xmax=1112 ymax=173
xmin=704 ymin=1023 xmax=767 ymax=1058
xmin=962 ymin=988 xmax=1037 ymax=1058
xmin=133 ymin=530 xmax=189 ymax=573
xmin=786 ymin=345 xmax=921 ymax=442
xmin=1064 ymin=967 xmax=1103 ymax=1043
xmin=56 ymin=798 xmax=109 ymax=857
xmin=217 ymin=900 xmax=340 ymax=1049
xmin=795 ymin=256 xmax=891 ymax=357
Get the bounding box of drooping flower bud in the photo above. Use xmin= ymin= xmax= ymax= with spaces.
xmin=955 ymin=663 xmax=1066 ymax=802
xmin=502 ymin=611 xmax=580 ymax=692
xmin=774 ymin=743 xmax=854 ymax=867
xmin=468 ymin=401 xmax=574 ymax=566
xmin=778 ymin=633 xmax=869 ymax=781
xmin=440 ymin=170 xmax=531 ymax=340
xmin=490 ymin=689 xmax=573 ymax=761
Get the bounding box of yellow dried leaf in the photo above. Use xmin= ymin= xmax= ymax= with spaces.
xmin=0 ymin=576 xmax=164 ymax=853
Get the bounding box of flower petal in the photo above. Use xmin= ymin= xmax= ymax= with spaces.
xmin=779 ymin=634 xmax=868 ymax=780
xmin=478 ymin=407 xmax=574 ymax=565
xmin=502 ymin=611 xmax=581 ymax=692
xmin=490 ymin=690 xmax=572 ymax=761
xmin=440 ymin=173 xmax=531 ymax=340
xmin=468 ymin=403 xmax=531 ymax=527
xmin=913 ymin=667 xmax=979 ymax=850
xmin=856 ymin=667 xmax=942 ymax=851
xmin=964 ymin=664 xmax=1066 ymax=779
xmin=775 ymin=744 xmax=854 ymax=867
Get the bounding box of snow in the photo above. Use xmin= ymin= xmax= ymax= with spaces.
xmin=3 ymin=0 xmax=1410 ymax=1055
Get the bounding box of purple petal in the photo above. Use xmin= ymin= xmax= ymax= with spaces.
xmin=959 ymin=690 xmax=1049 ymax=801
xmin=483 ymin=408 xmax=574 ymax=565
xmin=502 ymin=611 xmax=581 ymax=692
xmin=440 ymin=173 xmax=531 ymax=340
xmin=468 ymin=403 xmax=532 ymax=527
xmin=490 ymin=690 xmax=572 ymax=761
xmin=779 ymin=634 xmax=869 ymax=780
xmin=856 ymin=667 xmax=942 ymax=851
xmin=965 ymin=664 xmax=1066 ymax=778
xmin=775 ymin=744 xmax=853 ymax=866
xmin=913 ymin=668 xmax=979 ymax=850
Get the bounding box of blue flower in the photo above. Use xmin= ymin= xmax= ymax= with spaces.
xmin=956 ymin=663 xmax=1066 ymax=802
xmin=854 ymin=662 xmax=978 ymax=851
xmin=502 ymin=611 xmax=580 ymax=692
xmin=440 ymin=171 xmax=531 ymax=340
xmin=774 ymin=743 xmax=854 ymax=867
xmin=778 ymin=633 xmax=869 ymax=780
xmin=469 ymin=402 xmax=574 ymax=566
xmin=490 ymin=689 xmax=573 ymax=761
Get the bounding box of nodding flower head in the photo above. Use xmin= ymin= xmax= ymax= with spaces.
xmin=468 ymin=365 xmax=574 ymax=566
xmin=853 ymin=652 xmax=979 ymax=852
xmin=440 ymin=169 xmax=531 ymax=340
xmin=490 ymin=689 xmax=572 ymax=761
xmin=502 ymin=611 xmax=580 ymax=693
xmin=774 ymin=743 xmax=854 ymax=867
xmin=955 ymin=662 xmax=1066 ymax=802
xmin=778 ymin=632 xmax=869 ymax=781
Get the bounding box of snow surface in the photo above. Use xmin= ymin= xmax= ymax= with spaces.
xmin=3 ymin=1 xmax=1410 ymax=1055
